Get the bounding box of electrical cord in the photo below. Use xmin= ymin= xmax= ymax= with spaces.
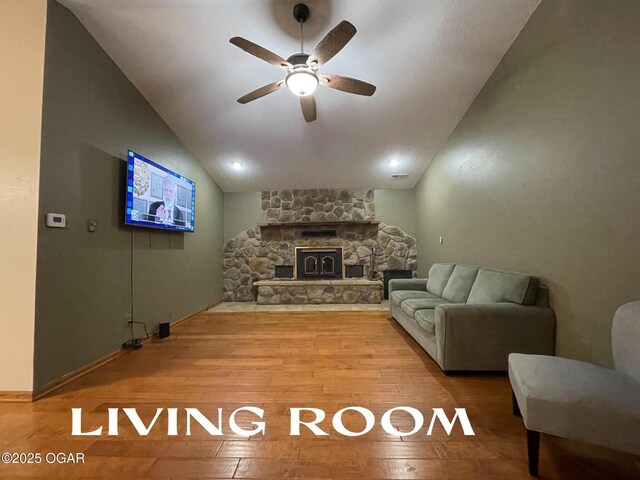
xmin=123 ymin=229 xmax=149 ymax=348
xmin=130 ymin=320 xmax=150 ymax=339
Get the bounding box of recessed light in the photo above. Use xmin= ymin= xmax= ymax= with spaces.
xmin=389 ymin=159 xmax=399 ymax=167
xmin=232 ymin=161 xmax=243 ymax=170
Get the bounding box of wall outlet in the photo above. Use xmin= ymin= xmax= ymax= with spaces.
xmin=124 ymin=313 xmax=132 ymax=323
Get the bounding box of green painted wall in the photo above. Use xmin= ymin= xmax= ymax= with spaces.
xmin=224 ymin=191 xmax=263 ymax=242
xmin=33 ymin=0 xmax=225 ymax=389
xmin=414 ymin=0 xmax=640 ymax=367
xmin=374 ymin=189 xmax=416 ymax=238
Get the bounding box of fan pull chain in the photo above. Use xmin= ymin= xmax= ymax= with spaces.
xmin=300 ymin=19 xmax=304 ymax=53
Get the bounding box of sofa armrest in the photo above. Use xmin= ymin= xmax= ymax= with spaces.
xmin=388 ymin=278 xmax=427 ymax=296
xmin=434 ymin=303 xmax=556 ymax=371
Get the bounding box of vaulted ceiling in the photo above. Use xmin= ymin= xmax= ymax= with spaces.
xmin=58 ymin=0 xmax=539 ymax=191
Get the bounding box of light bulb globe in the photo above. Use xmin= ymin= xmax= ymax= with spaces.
xmin=286 ymin=68 xmax=319 ymax=97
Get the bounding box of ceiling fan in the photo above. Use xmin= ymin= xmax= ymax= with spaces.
xmin=230 ymin=3 xmax=376 ymax=122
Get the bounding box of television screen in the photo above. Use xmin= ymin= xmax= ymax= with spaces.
xmin=125 ymin=150 xmax=195 ymax=232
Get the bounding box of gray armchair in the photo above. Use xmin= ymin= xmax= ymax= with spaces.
xmin=509 ymin=301 xmax=640 ymax=476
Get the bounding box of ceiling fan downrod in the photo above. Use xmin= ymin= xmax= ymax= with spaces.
xmin=293 ymin=3 xmax=310 ymax=54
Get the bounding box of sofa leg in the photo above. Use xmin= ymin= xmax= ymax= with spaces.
xmin=527 ymin=429 xmax=540 ymax=477
xmin=512 ymin=391 xmax=521 ymax=417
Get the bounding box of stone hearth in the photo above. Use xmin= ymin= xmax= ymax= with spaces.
xmin=254 ymin=279 xmax=383 ymax=305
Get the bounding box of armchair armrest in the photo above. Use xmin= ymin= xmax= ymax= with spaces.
xmin=388 ymin=278 xmax=427 ymax=296
xmin=434 ymin=303 xmax=556 ymax=371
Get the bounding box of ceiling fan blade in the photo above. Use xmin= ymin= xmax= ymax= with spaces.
xmin=300 ymin=95 xmax=317 ymax=122
xmin=230 ymin=37 xmax=292 ymax=69
xmin=319 ymin=74 xmax=376 ymax=96
xmin=307 ymin=21 xmax=356 ymax=67
xmin=237 ymin=81 xmax=285 ymax=104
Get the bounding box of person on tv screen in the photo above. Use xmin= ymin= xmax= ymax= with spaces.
xmin=148 ymin=175 xmax=185 ymax=226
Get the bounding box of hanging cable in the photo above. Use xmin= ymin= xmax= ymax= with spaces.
xmin=130 ymin=228 xmax=134 ymax=337
xmin=123 ymin=229 xmax=149 ymax=348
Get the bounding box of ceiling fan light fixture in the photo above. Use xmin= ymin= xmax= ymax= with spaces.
xmin=286 ymin=68 xmax=319 ymax=97
xmin=230 ymin=4 xmax=374 ymax=121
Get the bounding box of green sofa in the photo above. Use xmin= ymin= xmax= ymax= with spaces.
xmin=389 ymin=263 xmax=556 ymax=372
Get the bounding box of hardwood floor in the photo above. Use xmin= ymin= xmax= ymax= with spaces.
xmin=0 ymin=311 xmax=637 ymax=479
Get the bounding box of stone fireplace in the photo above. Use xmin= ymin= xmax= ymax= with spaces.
xmin=223 ymin=189 xmax=417 ymax=303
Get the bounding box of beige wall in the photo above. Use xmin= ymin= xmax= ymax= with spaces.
xmin=414 ymin=0 xmax=640 ymax=367
xmin=0 ymin=0 xmax=47 ymax=392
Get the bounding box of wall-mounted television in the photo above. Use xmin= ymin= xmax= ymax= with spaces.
xmin=125 ymin=150 xmax=195 ymax=232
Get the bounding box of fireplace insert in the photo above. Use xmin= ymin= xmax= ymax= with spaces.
xmin=295 ymin=247 xmax=343 ymax=280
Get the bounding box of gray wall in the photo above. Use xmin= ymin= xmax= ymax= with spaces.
xmin=223 ymin=189 xmax=416 ymax=242
xmin=34 ymin=0 xmax=224 ymax=389
xmin=414 ymin=0 xmax=640 ymax=367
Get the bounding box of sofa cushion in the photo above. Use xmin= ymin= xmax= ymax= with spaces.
xmin=390 ymin=290 xmax=437 ymax=305
xmin=509 ymin=353 xmax=640 ymax=455
xmin=401 ymin=297 xmax=451 ymax=317
xmin=441 ymin=265 xmax=479 ymax=303
xmin=612 ymin=301 xmax=640 ymax=384
xmin=426 ymin=263 xmax=455 ymax=297
xmin=414 ymin=309 xmax=436 ymax=335
xmin=467 ymin=268 xmax=539 ymax=305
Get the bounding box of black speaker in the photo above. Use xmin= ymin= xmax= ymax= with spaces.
xmin=158 ymin=322 xmax=170 ymax=339
xmin=345 ymin=265 xmax=364 ymax=278
xmin=383 ymin=269 xmax=413 ymax=299
xmin=275 ymin=265 xmax=294 ymax=278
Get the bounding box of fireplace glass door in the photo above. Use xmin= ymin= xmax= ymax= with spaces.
xmin=296 ymin=248 xmax=343 ymax=280
xmin=304 ymin=256 xmax=318 ymax=276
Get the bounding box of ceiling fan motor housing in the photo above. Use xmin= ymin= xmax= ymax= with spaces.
xmin=293 ymin=3 xmax=310 ymax=23
xmin=287 ymin=53 xmax=310 ymax=67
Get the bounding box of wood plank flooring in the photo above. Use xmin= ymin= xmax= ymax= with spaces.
xmin=0 ymin=311 xmax=638 ymax=479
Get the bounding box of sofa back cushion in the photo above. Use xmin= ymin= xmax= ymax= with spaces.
xmin=441 ymin=265 xmax=479 ymax=303
xmin=426 ymin=263 xmax=455 ymax=297
xmin=467 ymin=268 xmax=539 ymax=305
xmin=612 ymin=301 xmax=640 ymax=384
xmin=535 ymin=285 xmax=550 ymax=306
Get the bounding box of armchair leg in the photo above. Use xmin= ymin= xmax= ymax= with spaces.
xmin=512 ymin=390 xmax=521 ymax=417
xmin=527 ymin=429 xmax=540 ymax=477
